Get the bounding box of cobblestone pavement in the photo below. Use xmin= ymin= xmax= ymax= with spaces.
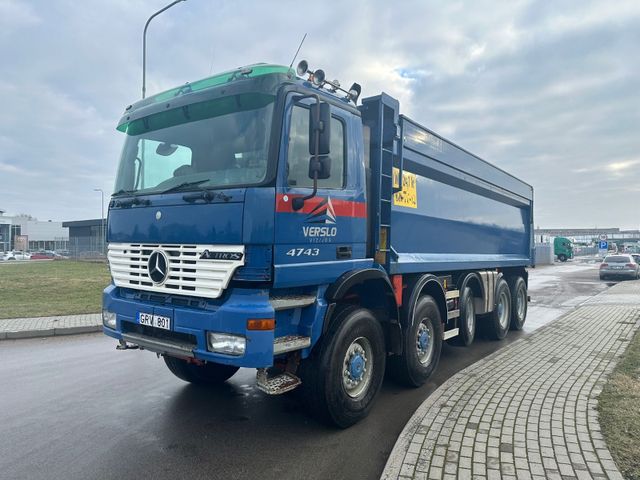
xmin=382 ymin=281 xmax=640 ymax=480
xmin=0 ymin=313 xmax=101 ymax=340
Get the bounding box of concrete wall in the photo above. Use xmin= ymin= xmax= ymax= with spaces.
xmin=535 ymin=243 xmax=554 ymax=265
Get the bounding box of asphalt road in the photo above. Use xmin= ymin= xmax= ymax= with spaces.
xmin=0 ymin=261 xmax=612 ymax=480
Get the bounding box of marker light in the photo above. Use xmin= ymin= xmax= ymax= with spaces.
xmin=247 ymin=319 xmax=275 ymax=331
xmin=207 ymin=332 xmax=246 ymax=356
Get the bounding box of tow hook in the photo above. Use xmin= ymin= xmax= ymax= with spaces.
xmin=116 ymin=339 xmax=139 ymax=351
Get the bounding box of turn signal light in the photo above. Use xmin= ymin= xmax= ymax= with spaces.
xmin=247 ymin=319 xmax=275 ymax=331
xmin=600 ymin=263 xmax=608 ymax=268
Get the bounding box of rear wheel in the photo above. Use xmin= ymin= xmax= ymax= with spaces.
xmin=298 ymin=306 xmax=386 ymax=428
xmin=450 ymin=287 xmax=476 ymax=346
xmin=389 ymin=295 xmax=443 ymax=387
xmin=558 ymin=254 xmax=567 ymax=262
xmin=487 ymin=279 xmax=511 ymax=340
xmin=163 ymin=356 xmax=239 ymax=385
xmin=509 ymin=277 xmax=527 ymax=330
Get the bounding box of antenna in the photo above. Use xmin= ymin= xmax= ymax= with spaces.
xmin=288 ymin=33 xmax=307 ymax=69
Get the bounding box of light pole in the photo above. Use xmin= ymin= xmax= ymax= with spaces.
xmin=94 ymin=189 xmax=105 ymax=254
xmin=142 ymin=0 xmax=187 ymax=99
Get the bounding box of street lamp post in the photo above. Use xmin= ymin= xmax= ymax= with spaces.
xmin=94 ymin=189 xmax=105 ymax=254
xmin=142 ymin=0 xmax=187 ymax=99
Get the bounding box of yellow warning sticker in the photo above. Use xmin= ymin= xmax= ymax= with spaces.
xmin=392 ymin=168 xmax=417 ymax=208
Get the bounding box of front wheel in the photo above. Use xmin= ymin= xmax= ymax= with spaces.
xmin=298 ymin=306 xmax=386 ymax=428
xmin=487 ymin=279 xmax=511 ymax=340
xmin=558 ymin=254 xmax=567 ymax=262
xmin=389 ymin=295 xmax=443 ymax=387
xmin=163 ymin=356 xmax=239 ymax=385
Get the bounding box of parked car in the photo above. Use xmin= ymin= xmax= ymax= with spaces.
xmin=600 ymin=254 xmax=640 ymax=280
xmin=1 ymin=250 xmax=32 ymax=261
xmin=30 ymin=250 xmax=61 ymax=260
xmin=632 ymin=254 xmax=640 ymax=264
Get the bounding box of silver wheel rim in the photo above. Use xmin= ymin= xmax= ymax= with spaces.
xmin=497 ymin=290 xmax=509 ymax=329
xmin=342 ymin=337 xmax=373 ymax=399
xmin=465 ymin=296 xmax=475 ymax=336
xmin=415 ymin=318 xmax=435 ymax=366
xmin=516 ymin=286 xmax=526 ymax=320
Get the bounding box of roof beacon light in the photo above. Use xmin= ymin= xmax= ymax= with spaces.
xmin=296 ymin=59 xmax=362 ymax=105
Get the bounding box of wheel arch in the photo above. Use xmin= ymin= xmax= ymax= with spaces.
xmin=403 ymin=274 xmax=447 ymax=331
xmin=324 ymin=268 xmax=401 ymax=353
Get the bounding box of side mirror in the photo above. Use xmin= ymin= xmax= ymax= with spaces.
xmin=309 ymin=155 xmax=331 ymax=180
xmin=309 ymin=102 xmax=331 ymax=156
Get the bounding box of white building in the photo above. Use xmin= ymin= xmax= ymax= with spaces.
xmin=0 ymin=210 xmax=69 ymax=251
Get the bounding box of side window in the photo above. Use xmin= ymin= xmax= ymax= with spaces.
xmin=287 ymin=105 xmax=345 ymax=189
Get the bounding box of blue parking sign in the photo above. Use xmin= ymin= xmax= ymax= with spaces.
xmin=599 ymin=241 xmax=608 ymax=249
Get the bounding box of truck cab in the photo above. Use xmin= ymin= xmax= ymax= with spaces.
xmin=554 ymin=236 xmax=573 ymax=262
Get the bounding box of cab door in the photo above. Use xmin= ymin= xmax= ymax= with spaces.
xmin=273 ymin=95 xmax=368 ymax=288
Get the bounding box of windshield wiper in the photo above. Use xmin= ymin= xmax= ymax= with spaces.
xmin=183 ymin=189 xmax=231 ymax=203
xmin=159 ymin=179 xmax=210 ymax=195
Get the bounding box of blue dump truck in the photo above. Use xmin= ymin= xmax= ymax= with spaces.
xmin=103 ymin=62 xmax=534 ymax=427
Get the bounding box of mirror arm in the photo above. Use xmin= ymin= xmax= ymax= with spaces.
xmin=292 ymin=94 xmax=322 ymax=211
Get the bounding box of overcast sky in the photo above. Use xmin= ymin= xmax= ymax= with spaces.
xmin=0 ymin=0 xmax=638 ymax=229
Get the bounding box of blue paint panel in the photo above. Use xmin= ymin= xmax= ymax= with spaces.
xmin=402 ymin=117 xmax=533 ymax=201
xmin=392 ymin=179 xmax=530 ymax=256
xmin=109 ymin=193 xmax=244 ymax=245
xmin=242 ymin=187 xmax=275 ymax=244
xmin=274 ymin=258 xmax=374 ymax=288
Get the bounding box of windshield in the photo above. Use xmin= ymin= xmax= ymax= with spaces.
xmin=113 ymin=92 xmax=275 ymax=195
xmin=604 ymin=255 xmax=630 ymax=263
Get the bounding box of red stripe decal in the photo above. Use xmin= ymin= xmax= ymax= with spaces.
xmin=276 ymin=194 xmax=367 ymax=218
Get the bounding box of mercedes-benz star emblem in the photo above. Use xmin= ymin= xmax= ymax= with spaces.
xmin=147 ymin=250 xmax=169 ymax=284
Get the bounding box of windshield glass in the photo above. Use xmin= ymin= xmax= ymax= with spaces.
xmin=113 ymin=92 xmax=274 ymax=195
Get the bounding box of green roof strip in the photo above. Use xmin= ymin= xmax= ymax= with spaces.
xmin=147 ymin=64 xmax=292 ymax=104
xmin=117 ymin=64 xmax=294 ymax=132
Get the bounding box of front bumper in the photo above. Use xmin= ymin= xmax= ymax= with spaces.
xmin=102 ymin=284 xmax=281 ymax=368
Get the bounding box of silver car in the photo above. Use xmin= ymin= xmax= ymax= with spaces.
xmin=600 ymin=254 xmax=640 ymax=280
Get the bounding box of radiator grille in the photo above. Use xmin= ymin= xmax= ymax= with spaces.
xmin=108 ymin=243 xmax=244 ymax=299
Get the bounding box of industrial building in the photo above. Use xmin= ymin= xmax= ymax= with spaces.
xmin=0 ymin=209 xmax=69 ymax=252
xmin=62 ymin=219 xmax=106 ymax=256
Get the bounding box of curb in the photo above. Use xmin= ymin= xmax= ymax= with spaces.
xmin=2 ymin=325 xmax=102 ymax=340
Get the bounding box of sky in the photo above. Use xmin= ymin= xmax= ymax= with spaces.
xmin=0 ymin=0 xmax=639 ymax=229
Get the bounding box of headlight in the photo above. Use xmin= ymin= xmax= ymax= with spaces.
xmin=207 ymin=332 xmax=246 ymax=356
xmin=102 ymin=310 xmax=117 ymax=329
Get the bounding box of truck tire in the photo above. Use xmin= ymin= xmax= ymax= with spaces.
xmin=509 ymin=277 xmax=527 ymax=330
xmin=558 ymin=254 xmax=567 ymax=262
xmin=450 ymin=287 xmax=476 ymax=346
xmin=487 ymin=279 xmax=511 ymax=340
xmin=163 ymin=356 xmax=239 ymax=385
xmin=389 ymin=295 xmax=443 ymax=387
xmin=298 ymin=305 xmax=386 ymax=428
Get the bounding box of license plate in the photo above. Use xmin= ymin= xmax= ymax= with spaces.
xmin=612 ymin=266 xmax=623 ymax=269
xmin=137 ymin=312 xmax=171 ymax=330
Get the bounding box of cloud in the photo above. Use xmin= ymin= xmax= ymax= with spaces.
xmin=0 ymin=0 xmax=639 ymax=231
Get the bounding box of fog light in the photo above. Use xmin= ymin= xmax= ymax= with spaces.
xmin=207 ymin=332 xmax=246 ymax=356
xmin=102 ymin=310 xmax=116 ymax=329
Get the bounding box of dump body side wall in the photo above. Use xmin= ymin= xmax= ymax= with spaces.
xmin=390 ymin=116 xmax=533 ymax=274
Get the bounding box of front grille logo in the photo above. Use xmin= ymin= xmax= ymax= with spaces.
xmin=147 ymin=250 xmax=169 ymax=284
xmin=200 ymin=250 xmax=243 ymax=261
